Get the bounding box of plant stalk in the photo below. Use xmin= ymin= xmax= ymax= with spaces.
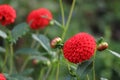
xmin=59 ymin=0 xmax=65 ymax=27
xmin=2 ymin=40 xmax=9 ymax=72
xmin=93 ymin=53 xmax=96 ymax=80
xmin=62 ymin=0 xmax=76 ymax=40
xmin=56 ymin=50 xmax=60 ymax=80
xmin=9 ymin=43 xmax=14 ymax=74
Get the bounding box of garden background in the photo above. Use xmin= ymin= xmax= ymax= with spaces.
xmin=0 ymin=0 xmax=120 ymax=80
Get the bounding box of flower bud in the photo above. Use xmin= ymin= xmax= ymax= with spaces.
xmin=97 ymin=42 xmax=108 ymax=51
xmin=32 ymin=59 xmax=39 ymax=65
xmin=46 ymin=60 xmax=51 ymax=66
xmin=50 ymin=37 xmax=62 ymax=48
xmin=50 ymin=20 xmax=54 ymax=26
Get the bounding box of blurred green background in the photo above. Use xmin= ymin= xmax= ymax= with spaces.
xmin=0 ymin=0 xmax=120 ymax=80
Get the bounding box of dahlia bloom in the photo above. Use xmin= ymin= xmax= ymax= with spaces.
xmin=0 ymin=73 xmax=6 ymax=80
xmin=0 ymin=4 xmax=16 ymax=26
xmin=27 ymin=8 xmax=53 ymax=30
xmin=63 ymin=32 xmax=96 ymax=64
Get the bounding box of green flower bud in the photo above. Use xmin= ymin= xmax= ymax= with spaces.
xmin=97 ymin=42 xmax=108 ymax=51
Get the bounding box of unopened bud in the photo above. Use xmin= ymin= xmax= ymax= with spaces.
xmin=50 ymin=20 xmax=54 ymax=25
xmin=32 ymin=59 xmax=39 ymax=65
xmin=46 ymin=60 xmax=51 ymax=66
xmin=50 ymin=37 xmax=62 ymax=48
xmin=97 ymin=42 xmax=108 ymax=51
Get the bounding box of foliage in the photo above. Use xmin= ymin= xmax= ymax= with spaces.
xmin=0 ymin=0 xmax=120 ymax=80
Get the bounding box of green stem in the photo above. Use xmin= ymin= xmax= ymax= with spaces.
xmin=38 ymin=68 xmax=45 ymax=80
xmin=56 ymin=50 xmax=60 ymax=80
xmin=43 ymin=66 xmax=52 ymax=80
xmin=59 ymin=0 xmax=65 ymax=27
xmin=2 ymin=40 xmax=9 ymax=72
xmin=9 ymin=43 xmax=14 ymax=74
xmin=62 ymin=0 xmax=76 ymax=40
xmin=20 ymin=57 xmax=29 ymax=72
xmin=53 ymin=19 xmax=64 ymax=29
xmin=93 ymin=54 xmax=96 ymax=80
xmin=87 ymin=74 xmax=90 ymax=80
xmin=60 ymin=0 xmax=76 ymax=75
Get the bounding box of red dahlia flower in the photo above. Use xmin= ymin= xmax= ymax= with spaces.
xmin=27 ymin=8 xmax=53 ymax=30
xmin=63 ymin=32 xmax=96 ymax=64
xmin=0 ymin=4 xmax=16 ymax=26
xmin=0 ymin=73 xmax=6 ymax=80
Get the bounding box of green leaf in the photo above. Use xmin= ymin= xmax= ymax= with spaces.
xmin=107 ymin=49 xmax=120 ymax=58
xmin=0 ymin=46 xmax=5 ymax=53
xmin=32 ymin=34 xmax=51 ymax=52
xmin=0 ymin=30 xmax=7 ymax=39
xmin=4 ymin=73 xmax=33 ymax=80
xmin=59 ymin=63 xmax=76 ymax=80
xmin=4 ymin=73 xmax=18 ymax=80
xmin=15 ymin=48 xmax=40 ymax=55
xmin=76 ymin=60 xmax=93 ymax=80
xmin=20 ymin=68 xmax=34 ymax=76
xmin=11 ymin=23 xmax=29 ymax=43
xmin=7 ymin=77 xmax=18 ymax=80
xmin=48 ymin=62 xmax=76 ymax=80
xmin=11 ymin=74 xmax=33 ymax=80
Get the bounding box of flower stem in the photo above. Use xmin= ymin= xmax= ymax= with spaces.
xmin=93 ymin=54 xmax=96 ymax=80
xmin=2 ymin=40 xmax=9 ymax=72
xmin=43 ymin=66 xmax=52 ymax=80
xmin=53 ymin=19 xmax=64 ymax=29
xmin=60 ymin=0 xmax=76 ymax=76
xmin=87 ymin=74 xmax=90 ymax=80
xmin=9 ymin=43 xmax=14 ymax=74
xmin=56 ymin=62 xmax=60 ymax=80
xmin=62 ymin=0 xmax=76 ymax=40
xmin=59 ymin=0 xmax=65 ymax=27
xmin=20 ymin=57 xmax=29 ymax=72
xmin=56 ymin=49 xmax=60 ymax=80
xmin=38 ymin=68 xmax=45 ymax=80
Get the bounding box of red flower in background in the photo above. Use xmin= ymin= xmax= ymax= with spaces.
xmin=27 ymin=8 xmax=53 ymax=30
xmin=0 ymin=73 xmax=6 ymax=80
xmin=0 ymin=4 xmax=16 ymax=26
xmin=63 ymin=32 xmax=96 ymax=64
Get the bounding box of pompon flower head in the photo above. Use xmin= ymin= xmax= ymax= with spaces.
xmin=27 ymin=8 xmax=53 ymax=30
xmin=0 ymin=4 xmax=16 ymax=26
xmin=0 ymin=73 xmax=6 ymax=80
xmin=63 ymin=32 xmax=96 ymax=64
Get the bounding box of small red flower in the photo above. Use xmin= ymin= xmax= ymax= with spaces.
xmin=63 ymin=32 xmax=96 ymax=64
xmin=0 ymin=73 xmax=6 ymax=80
xmin=0 ymin=4 xmax=16 ymax=26
xmin=27 ymin=8 xmax=53 ymax=30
